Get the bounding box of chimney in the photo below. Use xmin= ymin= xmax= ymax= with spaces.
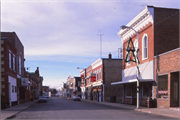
xmin=108 ymin=52 xmax=112 ymax=59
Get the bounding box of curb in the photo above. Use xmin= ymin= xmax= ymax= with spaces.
xmin=135 ymin=109 xmax=179 ymax=118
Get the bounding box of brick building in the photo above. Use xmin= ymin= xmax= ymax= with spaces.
xmin=1 ymin=32 xmax=25 ymax=105
xmin=80 ymin=54 xmax=123 ymax=102
xmin=154 ymin=48 xmax=179 ymax=108
xmin=66 ymin=75 xmax=81 ymax=98
xmin=112 ymin=6 xmax=179 ymax=108
xmin=1 ymin=37 xmax=18 ymax=106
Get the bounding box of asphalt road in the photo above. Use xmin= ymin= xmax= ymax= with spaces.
xmin=11 ymin=97 xmax=176 ymax=119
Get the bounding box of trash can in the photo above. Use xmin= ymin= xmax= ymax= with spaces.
xmin=147 ymin=98 xmax=153 ymax=108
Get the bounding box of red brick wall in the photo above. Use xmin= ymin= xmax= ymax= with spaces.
xmin=154 ymin=48 xmax=180 ymax=108
xmin=123 ymin=23 xmax=154 ymax=69
xmin=86 ymin=65 xmax=92 ymax=86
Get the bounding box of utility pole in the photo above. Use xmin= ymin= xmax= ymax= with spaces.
xmin=97 ymin=30 xmax=104 ymax=58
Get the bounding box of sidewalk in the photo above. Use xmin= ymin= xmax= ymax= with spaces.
xmin=1 ymin=100 xmax=37 ymax=120
xmin=81 ymin=99 xmax=180 ymax=119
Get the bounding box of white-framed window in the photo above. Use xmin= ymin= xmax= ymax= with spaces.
xmin=19 ymin=55 xmax=21 ymax=74
xmin=142 ymin=34 xmax=148 ymax=60
xmin=9 ymin=51 xmax=12 ymax=69
xmin=134 ymin=39 xmax=139 ymax=63
xmin=13 ymin=54 xmax=15 ymax=71
xmin=96 ymin=71 xmax=99 ymax=81
xmin=126 ymin=51 xmax=131 ymax=66
xmin=99 ymin=69 xmax=102 ymax=79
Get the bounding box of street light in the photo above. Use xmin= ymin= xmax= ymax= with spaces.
xmin=120 ymin=25 xmax=140 ymax=109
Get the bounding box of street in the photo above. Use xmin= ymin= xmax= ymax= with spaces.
xmin=11 ymin=97 xmax=176 ymax=119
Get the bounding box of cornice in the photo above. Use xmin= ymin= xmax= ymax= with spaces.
xmin=118 ymin=6 xmax=154 ymax=42
xmin=91 ymin=58 xmax=102 ymax=69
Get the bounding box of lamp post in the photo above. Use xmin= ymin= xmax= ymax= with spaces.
xmin=120 ymin=25 xmax=140 ymax=109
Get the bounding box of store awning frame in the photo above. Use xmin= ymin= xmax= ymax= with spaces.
xmin=111 ymin=79 xmax=154 ymax=85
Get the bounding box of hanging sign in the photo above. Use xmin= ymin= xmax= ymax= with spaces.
xmin=21 ymin=78 xmax=28 ymax=86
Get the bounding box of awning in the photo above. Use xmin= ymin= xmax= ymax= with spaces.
xmin=111 ymin=79 xmax=154 ymax=85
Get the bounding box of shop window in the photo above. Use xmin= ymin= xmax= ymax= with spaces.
xmin=125 ymin=84 xmax=132 ymax=97
xmin=12 ymin=85 xmax=14 ymax=93
xmin=142 ymin=83 xmax=152 ymax=98
xmin=158 ymin=75 xmax=168 ymax=99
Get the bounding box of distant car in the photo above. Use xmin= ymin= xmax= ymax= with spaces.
xmin=73 ymin=96 xmax=81 ymax=101
xmin=38 ymin=96 xmax=47 ymax=103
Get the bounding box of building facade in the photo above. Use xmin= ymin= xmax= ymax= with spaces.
xmin=112 ymin=6 xmax=179 ymax=108
xmin=1 ymin=37 xmax=18 ymax=106
xmin=80 ymin=54 xmax=123 ymax=102
xmin=66 ymin=75 xmax=81 ymax=98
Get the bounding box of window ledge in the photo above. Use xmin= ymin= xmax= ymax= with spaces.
xmin=125 ymin=96 xmax=132 ymax=98
xmin=142 ymin=57 xmax=148 ymax=61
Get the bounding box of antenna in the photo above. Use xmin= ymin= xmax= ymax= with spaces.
xmin=97 ymin=30 xmax=104 ymax=58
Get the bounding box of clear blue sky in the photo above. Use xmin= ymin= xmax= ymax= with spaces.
xmin=1 ymin=0 xmax=179 ymax=89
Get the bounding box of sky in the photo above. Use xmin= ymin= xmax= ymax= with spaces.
xmin=1 ymin=0 xmax=180 ymax=89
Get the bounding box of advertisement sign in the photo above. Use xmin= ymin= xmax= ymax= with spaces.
xmin=91 ymin=76 xmax=96 ymax=82
xmin=21 ymin=78 xmax=28 ymax=86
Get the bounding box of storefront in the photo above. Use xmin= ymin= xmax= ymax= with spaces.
xmin=154 ymin=48 xmax=179 ymax=108
xmin=92 ymin=85 xmax=103 ymax=102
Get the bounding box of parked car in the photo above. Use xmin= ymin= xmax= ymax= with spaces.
xmin=73 ymin=96 xmax=81 ymax=101
xmin=38 ymin=96 xmax=47 ymax=103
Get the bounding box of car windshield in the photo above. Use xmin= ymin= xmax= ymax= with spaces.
xmin=39 ymin=96 xmax=46 ymax=98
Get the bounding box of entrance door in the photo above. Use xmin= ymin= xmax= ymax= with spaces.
xmin=9 ymin=82 xmax=11 ymax=106
xmin=170 ymin=72 xmax=179 ymax=107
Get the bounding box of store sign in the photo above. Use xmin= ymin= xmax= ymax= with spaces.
xmin=91 ymin=76 xmax=96 ymax=82
xmin=21 ymin=78 xmax=28 ymax=86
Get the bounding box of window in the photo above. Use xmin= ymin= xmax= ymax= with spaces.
xmin=142 ymin=34 xmax=148 ymax=60
xmin=125 ymin=84 xmax=132 ymax=97
xmin=99 ymin=69 xmax=101 ymax=80
xmin=158 ymin=75 xmax=168 ymax=99
xmin=142 ymin=83 xmax=152 ymax=98
xmin=13 ymin=55 xmax=15 ymax=71
xmin=174 ymin=82 xmax=178 ymax=101
xmin=12 ymin=86 xmax=14 ymax=93
xmin=134 ymin=39 xmax=139 ymax=63
xmin=9 ymin=52 xmax=12 ymax=69
xmin=126 ymin=51 xmax=131 ymax=66
xmin=19 ymin=55 xmax=21 ymax=74
xmin=97 ymin=71 xmax=99 ymax=81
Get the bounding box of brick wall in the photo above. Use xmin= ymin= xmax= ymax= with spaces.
xmin=154 ymin=8 xmax=179 ymax=56
xmin=154 ymin=48 xmax=180 ymax=108
xmin=123 ymin=23 xmax=154 ymax=69
xmin=103 ymin=59 xmax=123 ymax=103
